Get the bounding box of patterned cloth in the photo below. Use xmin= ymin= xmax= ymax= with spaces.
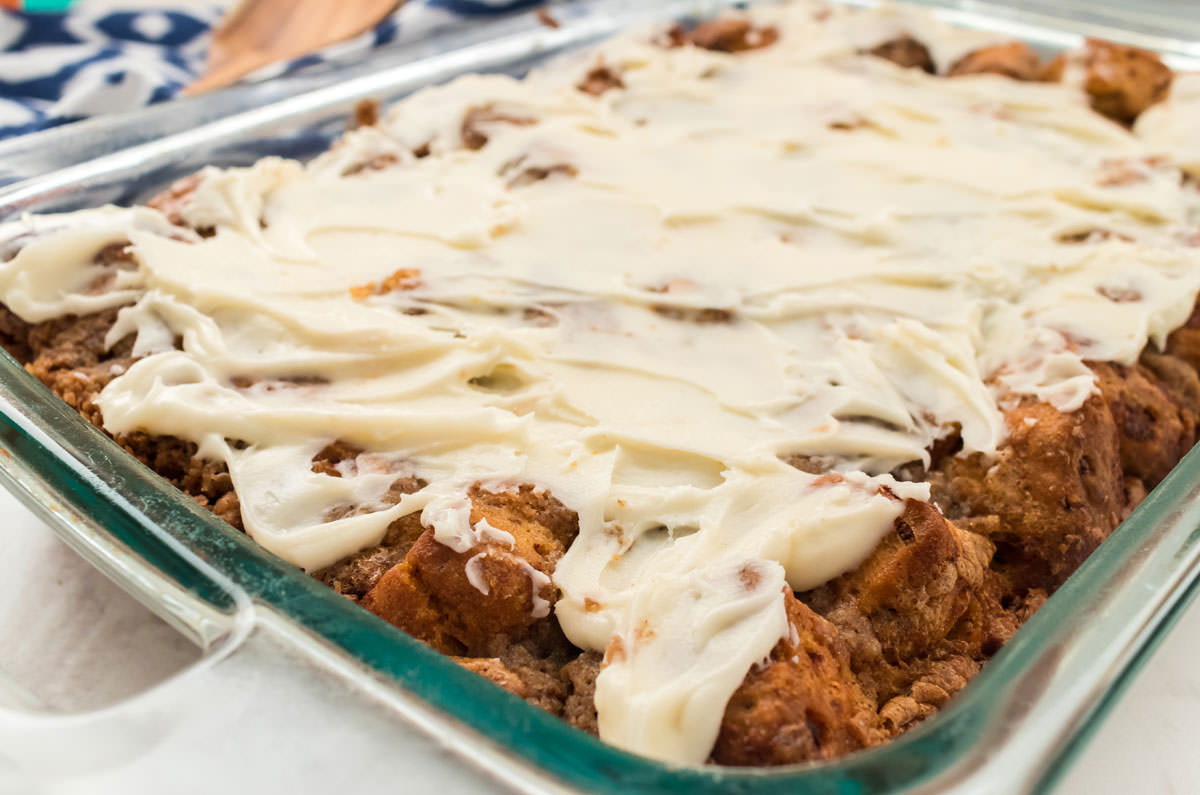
xmin=0 ymin=0 xmax=537 ymax=138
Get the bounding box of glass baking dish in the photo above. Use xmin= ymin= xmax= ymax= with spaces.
xmin=1 ymin=0 xmax=1200 ymax=790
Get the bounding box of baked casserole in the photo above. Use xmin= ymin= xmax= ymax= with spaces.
xmin=0 ymin=1 xmax=1197 ymax=767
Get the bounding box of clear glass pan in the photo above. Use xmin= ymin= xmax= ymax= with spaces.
xmin=1 ymin=1 xmax=1200 ymax=791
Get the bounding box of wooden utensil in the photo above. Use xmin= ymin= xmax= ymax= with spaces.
xmin=185 ymin=0 xmax=402 ymax=96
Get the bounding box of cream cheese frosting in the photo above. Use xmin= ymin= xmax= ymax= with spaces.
xmin=2 ymin=1 xmax=1200 ymax=766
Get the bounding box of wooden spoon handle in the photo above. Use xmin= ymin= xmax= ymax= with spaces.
xmin=186 ymin=0 xmax=402 ymax=96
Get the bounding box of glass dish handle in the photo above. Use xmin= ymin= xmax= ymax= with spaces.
xmin=0 ymin=369 xmax=242 ymax=647
xmin=0 ymin=598 xmax=517 ymax=793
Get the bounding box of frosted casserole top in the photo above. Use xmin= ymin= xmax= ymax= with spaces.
xmin=3 ymin=1 xmax=1200 ymax=766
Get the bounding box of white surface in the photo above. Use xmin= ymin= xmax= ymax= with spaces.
xmin=0 ymin=486 xmax=1193 ymax=793
xmin=0 ymin=495 xmax=199 ymax=712
xmin=0 ymin=489 xmax=547 ymax=795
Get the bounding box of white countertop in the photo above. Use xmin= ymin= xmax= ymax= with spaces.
xmin=0 ymin=487 xmax=1192 ymax=793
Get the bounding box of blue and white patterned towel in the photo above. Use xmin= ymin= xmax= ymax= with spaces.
xmin=0 ymin=0 xmax=536 ymax=139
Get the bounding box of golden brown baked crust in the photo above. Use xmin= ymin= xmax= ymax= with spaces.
xmin=865 ymin=35 xmax=936 ymax=74
xmin=712 ymin=590 xmax=882 ymax=765
xmin=948 ymin=42 xmax=1045 ymax=80
xmin=1082 ymin=39 xmax=1174 ymax=125
xmin=359 ymin=485 xmax=576 ymax=656
xmin=806 ymin=500 xmax=991 ymax=700
xmin=1093 ymin=360 xmax=1197 ymax=490
xmin=930 ymin=394 xmax=1125 ymax=591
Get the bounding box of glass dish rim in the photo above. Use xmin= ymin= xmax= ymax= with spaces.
xmin=2 ymin=1 xmax=1200 ymax=791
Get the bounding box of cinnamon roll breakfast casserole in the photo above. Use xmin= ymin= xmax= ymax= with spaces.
xmin=0 ymin=1 xmax=1197 ymax=767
